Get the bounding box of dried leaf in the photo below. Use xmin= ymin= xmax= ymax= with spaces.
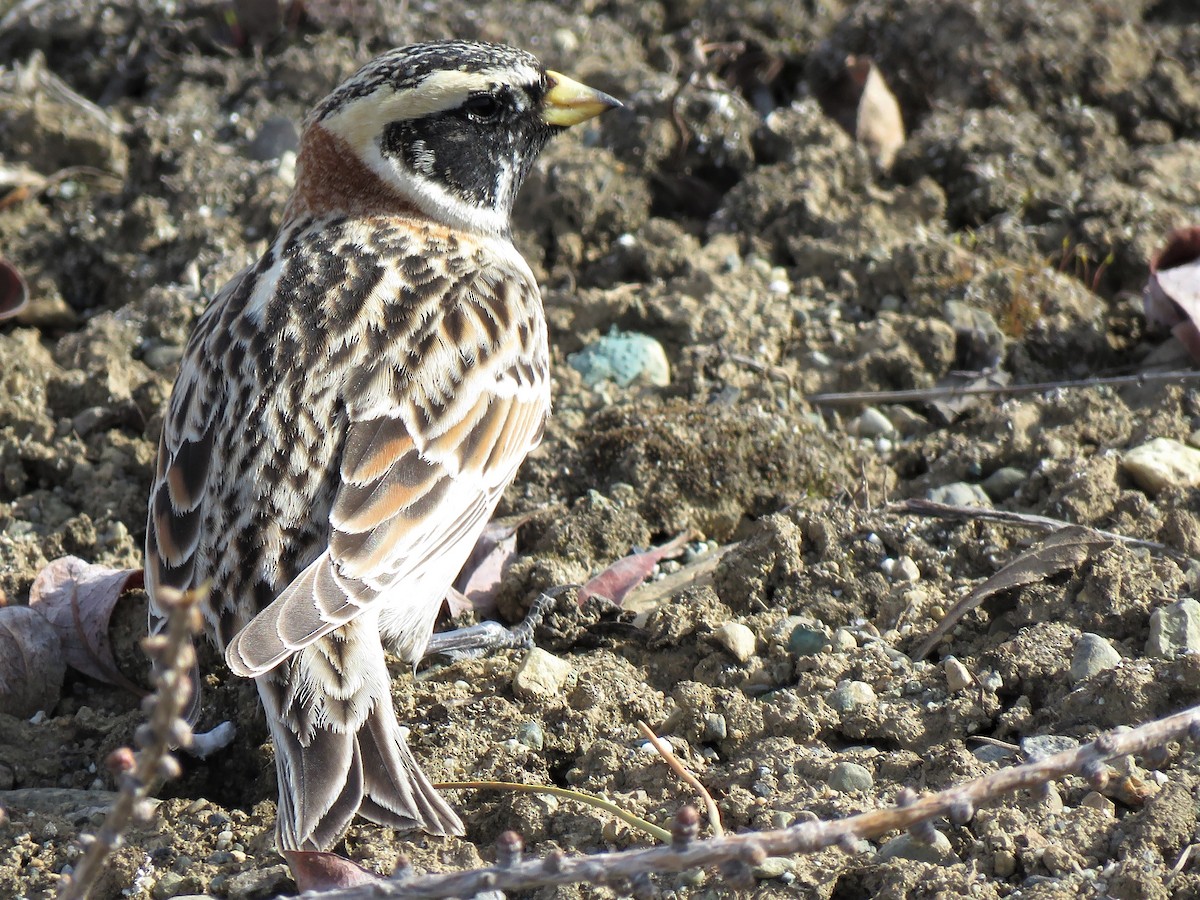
xmin=914 ymin=525 xmax=1112 ymax=661
xmin=281 ymin=850 xmax=385 ymax=892
xmin=450 ymin=516 xmax=524 ymax=616
xmin=0 ymin=606 xmax=66 ymax=717
xmin=28 ymin=556 xmax=145 ymax=692
xmin=577 ymin=532 xmax=692 ymax=607
xmin=1144 ymin=226 xmax=1200 ymax=362
xmin=849 ymin=57 xmax=905 ymax=171
xmin=0 ymin=257 xmax=28 ymax=320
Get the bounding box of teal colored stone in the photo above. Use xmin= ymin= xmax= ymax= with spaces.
xmin=788 ymin=625 xmax=828 ymax=656
xmin=567 ymin=327 xmax=670 ymax=388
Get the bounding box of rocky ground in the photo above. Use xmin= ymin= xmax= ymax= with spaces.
xmin=2 ymin=0 xmax=1200 ymax=898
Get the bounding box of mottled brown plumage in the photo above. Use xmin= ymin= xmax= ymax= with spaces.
xmin=145 ymin=41 xmax=619 ymax=851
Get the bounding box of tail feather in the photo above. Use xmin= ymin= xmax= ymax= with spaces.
xmin=359 ymin=701 xmax=464 ymax=836
xmin=258 ymin=633 xmax=462 ymax=851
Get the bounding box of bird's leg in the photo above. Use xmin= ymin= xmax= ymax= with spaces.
xmin=423 ymin=590 xmax=557 ymax=661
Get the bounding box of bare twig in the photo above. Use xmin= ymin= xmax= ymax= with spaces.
xmin=637 ymin=721 xmax=723 ymax=837
xmin=57 ymin=587 xmax=203 ymax=900
xmin=892 ymin=498 xmax=1191 ymax=562
xmin=307 ymin=705 xmax=1200 ymax=898
xmin=807 ymin=369 xmax=1200 ymax=407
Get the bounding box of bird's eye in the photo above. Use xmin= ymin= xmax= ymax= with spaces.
xmin=463 ymin=93 xmax=503 ymax=122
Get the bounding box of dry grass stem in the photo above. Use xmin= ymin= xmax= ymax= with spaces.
xmin=637 ymin=720 xmax=723 ymax=837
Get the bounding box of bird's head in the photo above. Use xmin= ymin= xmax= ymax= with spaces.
xmin=287 ymin=41 xmax=621 ymax=236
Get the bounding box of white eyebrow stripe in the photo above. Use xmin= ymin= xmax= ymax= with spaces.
xmin=320 ymin=64 xmax=541 ymax=147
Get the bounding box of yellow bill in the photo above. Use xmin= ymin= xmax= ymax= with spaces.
xmin=541 ymin=71 xmax=622 ymax=127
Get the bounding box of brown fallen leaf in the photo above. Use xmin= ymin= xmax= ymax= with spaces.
xmin=449 ymin=515 xmax=525 ymax=616
xmin=913 ymin=525 xmax=1112 ymax=661
xmin=28 ymin=556 xmax=145 ymax=693
xmin=281 ymin=850 xmax=385 ymax=892
xmin=577 ymin=532 xmax=693 ymax=607
xmin=0 ymin=606 xmax=66 ymax=717
xmin=849 ymin=56 xmax=905 ymax=171
xmin=1144 ymin=226 xmax=1200 ymax=362
xmin=0 ymin=257 xmax=28 ymax=320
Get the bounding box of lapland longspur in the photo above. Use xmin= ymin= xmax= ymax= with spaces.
xmin=145 ymin=41 xmax=620 ymax=851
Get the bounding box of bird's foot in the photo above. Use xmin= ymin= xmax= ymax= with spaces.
xmin=424 ymin=589 xmax=560 ymax=661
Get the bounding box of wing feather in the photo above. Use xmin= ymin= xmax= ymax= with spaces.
xmin=226 ymin=264 xmax=548 ymax=677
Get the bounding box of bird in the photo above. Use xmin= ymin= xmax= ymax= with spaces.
xmin=144 ymin=40 xmax=620 ymax=852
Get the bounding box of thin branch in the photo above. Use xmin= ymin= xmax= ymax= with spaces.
xmin=637 ymin=721 xmax=723 ymax=837
xmin=807 ymin=369 xmax=1200 ymax=407
xmin=311 ymin=705 xmax=1200 ymax=898
xmin=58 ymin=586 xmax=203 ymax=900
xmin=892 ymin=498 xmax=1192 ymax=562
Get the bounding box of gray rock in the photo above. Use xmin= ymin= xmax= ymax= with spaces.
xmin=1123 ymin=438 xmax=1200 ymax=493
xmin=513 ymin=648 xmax=573 ymax=699
xmin=982 ymin=467 xmax=1027 ymax=501
xmin=224 ymin=863 xmax=291 ymax=899
xmin=516 ymin=720 xmax=544 ymax=750
xmin=927 ymin=481 xmax=992 ymax=508
xmin=788 ymin=624 xmax=829 ymax=656
xmin=828 ymin=680 xmax=877 ymax=713
xmin=1071 ymin=633 xmax=1122 ymax=681
xmin=828 ymin=761 xmax=874 ymax=792
xmin=1147 ymin=598 xmax=1200 ymax=658
xmin=702 ymin=713 xmax=728 ymax=742
xmin=1020 ymin=734 xmax=1079 ymax=759
xmin=713 ymin=622 xmax=757 ymax=662
xmin=876 ymin=830 xmax=959 ymax=866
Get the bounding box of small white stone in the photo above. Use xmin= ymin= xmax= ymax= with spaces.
xmin=854 ymin=406 xmax=896 ymax=438
xmin=513 ymin=648 xmax=574 ymax=699
xmin=893 ymin=556 xmax=921 ymax=583
xmin=1123 ymin=437 xmax=1200 ymax=493
xmin=713 ymin=622 xmax=757 ymax=663
xmin=943 ymin=656 xmax=974 ymax=693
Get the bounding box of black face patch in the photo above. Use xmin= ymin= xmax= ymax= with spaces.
xmin=380 ymin=86 xmax=555 ymax=212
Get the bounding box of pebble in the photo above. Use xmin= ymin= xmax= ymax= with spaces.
xmin=516 ymin=720 xmax=544 ymax=750
xmin=1080 ymin=791 xmax=1116 ymax=817
xmin=1147 ymin=598 xmax=1200 ymax=658
xmin=1123 ymin=438 xmax=1200 ymax=493
xmin=152 ymin=873 xmax=185 ymax=900
xmin=892 ymin=556 xmax=921 ymax=583
xmin=982 ymin=466 xmax=1027 ymax=501
xmin=713 ymin=622 xmax=757 ymax=662
xmin=831 ymin=628 xmax=858 ymax=652
xmin=853 ymin=407 xmax=896 ymax=438
xmin=567 ymin=328 xmax=670 ymax=388
xmin=513 ymin=648 xmax=573 ymax=699
xmin=1020 ymin=734 xmax=1079 ymax=759
xmin=927 ymin=481 xmax=992 ymax=508
xmin=828 ymin=761 xmax=874 ymax=792
xmin=702 ymin=713 xmax=728 ymax=742
xmin=787 ymin=624 xmax=829 ymax=656
xmin=943 ymin=656 xmax=973 ymax=693
xmin=875 ymin=830 xmax=959 ymax=866
xmin=1070 ymin=633 xmax=1122 ymax=681
xmin=753 ymin=857 xmax=793 ymax=879
xmin=828 ymin=680 xmax=877 ymax=713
